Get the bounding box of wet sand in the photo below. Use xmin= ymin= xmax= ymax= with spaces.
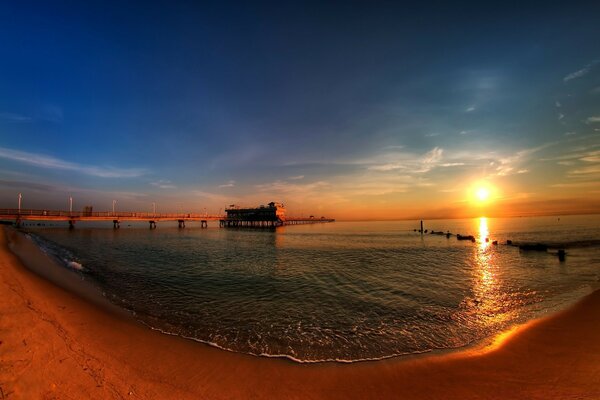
xmin=1 ymin=226 xmax=599 ymax=399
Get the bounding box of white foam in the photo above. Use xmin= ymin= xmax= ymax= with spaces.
xmin=66 ymin=260 xmax=84 ymax=270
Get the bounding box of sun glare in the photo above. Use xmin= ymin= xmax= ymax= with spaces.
xmin=469 ymin=182 xmax=496 ymax=206
xmin=476 ymin=187 xmax=490 ymax=202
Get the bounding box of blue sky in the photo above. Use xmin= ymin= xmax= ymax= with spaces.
xmin=1 ymin=1 xmax=599 ymax=218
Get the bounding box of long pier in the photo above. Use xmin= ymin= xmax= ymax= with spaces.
xmin=0 ymin=208 xmax=334 ymax=229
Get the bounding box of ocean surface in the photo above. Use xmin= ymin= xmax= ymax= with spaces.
xmin=21 ymin=215 xmax=600 ymax=363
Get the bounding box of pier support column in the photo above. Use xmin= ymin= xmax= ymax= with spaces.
xmin=15 ymin=218 xmax=21 ymax=228
xmin=149 ymin=221 xmax=156 ymax=229
xmin=201 ymin=220 xmax=208 ymax=228
xmin=68 ymin=220 xmax=75 ymax=230
xmin=178 ymin=220 xmax=185 ymax=229
xmin=113 ymin=220 xmax=120 ymax=229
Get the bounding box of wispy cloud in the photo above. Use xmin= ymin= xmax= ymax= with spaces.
xmin=569 ymin=165 xmax=600 ymax=176
xmin=580 ymin=150 xmax=600 ymax=163
xmin=0 ymin=112 xmax=32 ymax=122
xmin=492 ymin=142 xmax=554 ymax=177
xmin=563 ymin=60 xmax=599 ymax=82
xmin=150 ymin=180 xmax=176 ymax=189
xmin=190 ymin=190 xmax=232 ymax=204
xmin=441 ymin=162 xmax=465 ymax=167
xmin=586 ymin=116 xmax=600 ymax=123
xmin=218 ymin=180 xmax=236 ymax=188
xmin=465 ymin=106 xmax=476 ymax=112
xmin=288 ymin=175 xmax=305 ymax=180
xmin=0 ymin=146 xmax=147 ymax=178
xmin=255 ymin=180 xmax=330 ymax=194
xmin=369 ymin=146 xmax=445 ymax=173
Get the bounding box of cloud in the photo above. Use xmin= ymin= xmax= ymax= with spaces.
xmin=255 ymin=180 xmax=330 ymax=194
xmin=558 ymin=113 xmax=565 ymax=121
xmin=565 ymin=131 xmax=576 ymax=136
xmin=288 ymin=175 xmax=305 ymax=180
xmin=150 ymin=180 xmax=176 ymax=189
xmin=0 ymin=112 xmax=32 ymax=122
xmin=465 ymin=106 xmax=476 ymax=112
xmin=569 ymin=165 xmax=600 ymax=176
xmin=422 ymin=147 xmax=443 ymax=165
xmin=369 ymin=147 xmax=444 ymax=173
xmin=586 ymin=116 xmax=600 ymax=123
xmin=441 ymin=163 xmax=465 ymax=167
xmin=0 ymin=146 xmax=147 ymax=178
xmin=0 ymin=179 xmax=60 ymax=192
xmin=218 ymin=180 xmax=236 ymax=188
xmin=555 ymin=101 xmax=561 ymax=108
xmin=563 ymin=60 xmax=599 ymax=82
xmin=493 ymin=143 xmax=553 ymax=177
xmin=191 ymin=190 xmax=231 ymax=203
xmin=580 ymin=150 xmax=600 ymax=163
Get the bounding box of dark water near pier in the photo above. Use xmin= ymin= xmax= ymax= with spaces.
xmin=23 ymin=215 xmax=600 ymax=362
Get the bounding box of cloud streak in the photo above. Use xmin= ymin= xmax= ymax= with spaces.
xmin=0 ymin=146 xmax=147 ymax=178
xmin=563 ymin=60 xmax=599 ymax=82
xmin=0 ymin=112 xmax=32 ymax=122
xmin=150 ymin=180 xmax=176 ymax=189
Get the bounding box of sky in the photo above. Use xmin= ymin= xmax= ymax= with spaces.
xmin=1 ymin=1 xmax=599 ymax=220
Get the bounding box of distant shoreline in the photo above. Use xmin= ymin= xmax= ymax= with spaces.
xmin=1 ymin=225 xmax=600 ymax=398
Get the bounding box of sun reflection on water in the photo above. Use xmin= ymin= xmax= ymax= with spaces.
xmin=468 ymin=217 xmax=511 ymax=329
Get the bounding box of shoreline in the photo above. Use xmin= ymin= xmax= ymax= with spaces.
xmin=1 ymin=227 xmax=600 ymax=398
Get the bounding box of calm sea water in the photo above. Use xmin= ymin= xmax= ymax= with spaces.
xmin=23 ymin=215 xmax=600 ymax=362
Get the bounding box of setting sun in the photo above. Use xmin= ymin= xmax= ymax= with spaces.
xmin=469 ymin=182 xmax=496 ymax=207
xmin=477 ymin=187 xmax=490 ymax=202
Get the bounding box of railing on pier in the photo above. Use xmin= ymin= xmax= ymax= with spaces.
xmin=0 ymin=208 xmax=335 ymax=229
xmin=0 ymin=208 xmax=222 ymax=220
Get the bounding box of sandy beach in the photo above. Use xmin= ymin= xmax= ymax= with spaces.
xmin=1 ymin=226 xmax=599 ymax=399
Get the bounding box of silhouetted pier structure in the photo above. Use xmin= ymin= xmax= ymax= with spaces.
xmin=1 ymin=202 xmax=334 ymax=229
xmin=219 ymin=202 xmax=334 ymax=228
xmin=0 ymin=208 xmax=220 ymax=229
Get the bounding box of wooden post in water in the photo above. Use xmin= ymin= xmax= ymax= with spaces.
xmin=420 ymin=220 xmax=424 ymax=235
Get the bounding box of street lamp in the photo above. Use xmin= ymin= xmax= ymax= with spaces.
xmin=18 ymin=193 xmax=22 ymax=213
xmin=152 ymin=202 xmax=156 ymax=216
xmin=69 ymin=196 xmax=73 ymax=213
xmin=112 ymin=200 xmax=117 ymax=215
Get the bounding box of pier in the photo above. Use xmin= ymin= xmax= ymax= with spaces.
xmin=0 ymin=203 xmax=334 ymax=229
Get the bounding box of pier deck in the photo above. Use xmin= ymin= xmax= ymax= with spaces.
xmin=0 ymin=208 xmax=334 ymax=229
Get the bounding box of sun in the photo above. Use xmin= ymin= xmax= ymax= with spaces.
xmin=469 ymin=182 xmax=496 ymax=206
xmin=476 ymin=187 xmax=490 ymax=202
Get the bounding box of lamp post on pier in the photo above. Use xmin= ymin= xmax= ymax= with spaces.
xmin=152 ymin=202 xmax=156 ymax=216
xmin=112 ymin=200 xmax=117 ymax=215
xmin=18 ymin=193 xmax=22 ymax=213
xmin=69 ymin=196 xmax=73 ymax=213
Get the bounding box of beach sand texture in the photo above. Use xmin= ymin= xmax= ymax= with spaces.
xmin=1 ymin=226 xmax=599 ymax=399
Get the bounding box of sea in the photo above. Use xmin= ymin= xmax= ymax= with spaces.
xmin=18 ymin=215 xmax=600 ymax=363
